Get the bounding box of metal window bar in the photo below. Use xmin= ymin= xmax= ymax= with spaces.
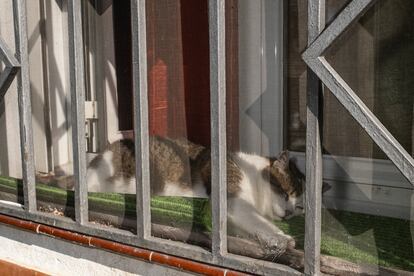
xmin=129 ymin=2 xmax=216 ymax=262
xmin=129 ymin=0 xmax=214 ymax=266
xmin=304 ymin=0 xmax=325 ymax=275
xmin=12 ymin=0 xmax=37 ymax=212
xmin=209 ymin=0 xmax=227 ymax=259
xmin=68 ymin=0 xmax=88 ymax=224
xmin=131 ymin=0 xmax=151 ymax=240
xmin=130 ymin=0 xmax=213 ymax=260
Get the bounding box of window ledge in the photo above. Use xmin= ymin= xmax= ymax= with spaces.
xmin=0 ymin=213 xmax=247 ymax=276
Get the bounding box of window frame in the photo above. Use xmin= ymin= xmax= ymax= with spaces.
xmin=303 ymin=0 xmax=414 ymax=273
xmin=292 ymin=152 xmax=413 ymax=220
xmin=0 ymin=0 xmax=413 ymax=275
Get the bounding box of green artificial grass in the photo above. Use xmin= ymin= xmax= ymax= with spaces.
xmin=0 ymin=175 xmax=412 ymax=272
xmin=0 ymin=175 xmax=212 ymax=230
xmin=274 ymin=210 xmax=414 ymax=272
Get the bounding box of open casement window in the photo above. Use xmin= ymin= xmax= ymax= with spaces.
xmin=0 ymin=0 xmax=412 ymax=275
xmin=289 ymin=0 xmax=414 ymax=219
xmin=301 ymin=0 xmax=414 ymax=274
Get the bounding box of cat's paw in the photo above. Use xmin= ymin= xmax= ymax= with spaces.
xmin=282 ymin=233 xmax=296 ymax=249
xmin=255 ymin=233 xmax=295 ymax=258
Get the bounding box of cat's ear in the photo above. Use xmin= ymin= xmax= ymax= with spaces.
xmin=278 ymin=150 xmax=289 ymax=167
xmin=322 ymin=182 xmax=331 ymax=193
xmin=278 ymin=150 xmax=289 ymax=161
xmin=272 ymin=150 xmax=289 ymax=171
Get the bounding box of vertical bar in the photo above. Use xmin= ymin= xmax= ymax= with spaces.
xmin=68 ymin=0 xmax=88 ymax=224
xmin=131 ymin=0 xmax=151 ymax=239
xmin=209 ymin=0 xmax=227 ymax=257
xmin=304 ymin=0 xmax=325 ymax=275
xmin=13 ymin=0 xmax=36 ymax=212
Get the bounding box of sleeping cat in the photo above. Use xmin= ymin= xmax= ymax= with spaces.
xmin=87 ymin=136 xmax=326 ymax=256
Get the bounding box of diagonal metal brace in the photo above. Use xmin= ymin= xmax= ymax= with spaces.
xmin=0 ymin=37 xmax=20 ymax=104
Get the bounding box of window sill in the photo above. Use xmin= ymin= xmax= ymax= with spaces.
xmin=0 ymin=213 xmax=247 ymax=276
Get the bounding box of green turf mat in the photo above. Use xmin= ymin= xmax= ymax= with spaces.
xmin=274 ymin=210 xmax=414 ymax=271
xmin=0 ymin=175 xmax=412 ymax=272
xmin=0 ymin=175 xmax=212 ymax=230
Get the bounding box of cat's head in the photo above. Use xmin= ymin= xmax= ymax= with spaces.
xmin=266 ymin=151 xmax=331 ymax=220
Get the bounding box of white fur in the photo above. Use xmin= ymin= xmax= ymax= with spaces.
xmin=233 ymin=152 xmax=289 ymax=220
xmin=87 ymin=150 xmax=208 ymax=197
xmin=160 ymin=180 xmax=208 ymax=198
xmin=87 ymin=150 xmax=300 ymax=219
xmin=87 ymin=151 xmax=296 ymax=217
xmin=224 ymin=152 xmax=299 ymax=250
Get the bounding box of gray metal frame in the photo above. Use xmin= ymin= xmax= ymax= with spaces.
xmin=302 ymin=0 xmax=414 ymax=274
xmin=304 ymin=1 xmax=325 ymax=274
xmin=68 ymin=0 xmax=88 ymax=225
xmin=1 ymin=0 xmax=412 ymax=275
xmin=131 ymin=0 xmax=151 ymax=241
xmin=303 ymin=0 xmax=414 ymax=186
xmin=209 ymin=0 xmax=228 ymax=259
xmin=14 ymin=0 xmax=37 ymax=213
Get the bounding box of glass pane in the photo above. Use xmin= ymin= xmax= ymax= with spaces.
xmin=321 ymin=96 xmax=413 ymax=273
xmin=326 ymin=0 xmax=351 ymax=24
xmin=325 ymin=0 xmax=414 ymax=159
xmin=286 ymin=0 xmax=350 ymax=152
xmin=81 ymin=1 xmax=136 ymax=232
xmin=286 ymin=0 xmax=414 ymax=273
xmin=321 ymin=1 xmax=414 ymax=272
xmin=226 ymin=0 xmax=306 ymax=269
xmin=0 ymin=90 xmax=22 ymax=206
xmin=25 ymin=1 xmax=75 ymax=218
xmin=0 ymin=2 xmax=24 ymax=206
xmin=146 ymin=0 xmax=211 ymax=247
xmin=287 ymin=0 xmax=352 ymax=153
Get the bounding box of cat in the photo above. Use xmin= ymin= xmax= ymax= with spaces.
xmin=87 ymin=136 xmax=329 ymax=257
